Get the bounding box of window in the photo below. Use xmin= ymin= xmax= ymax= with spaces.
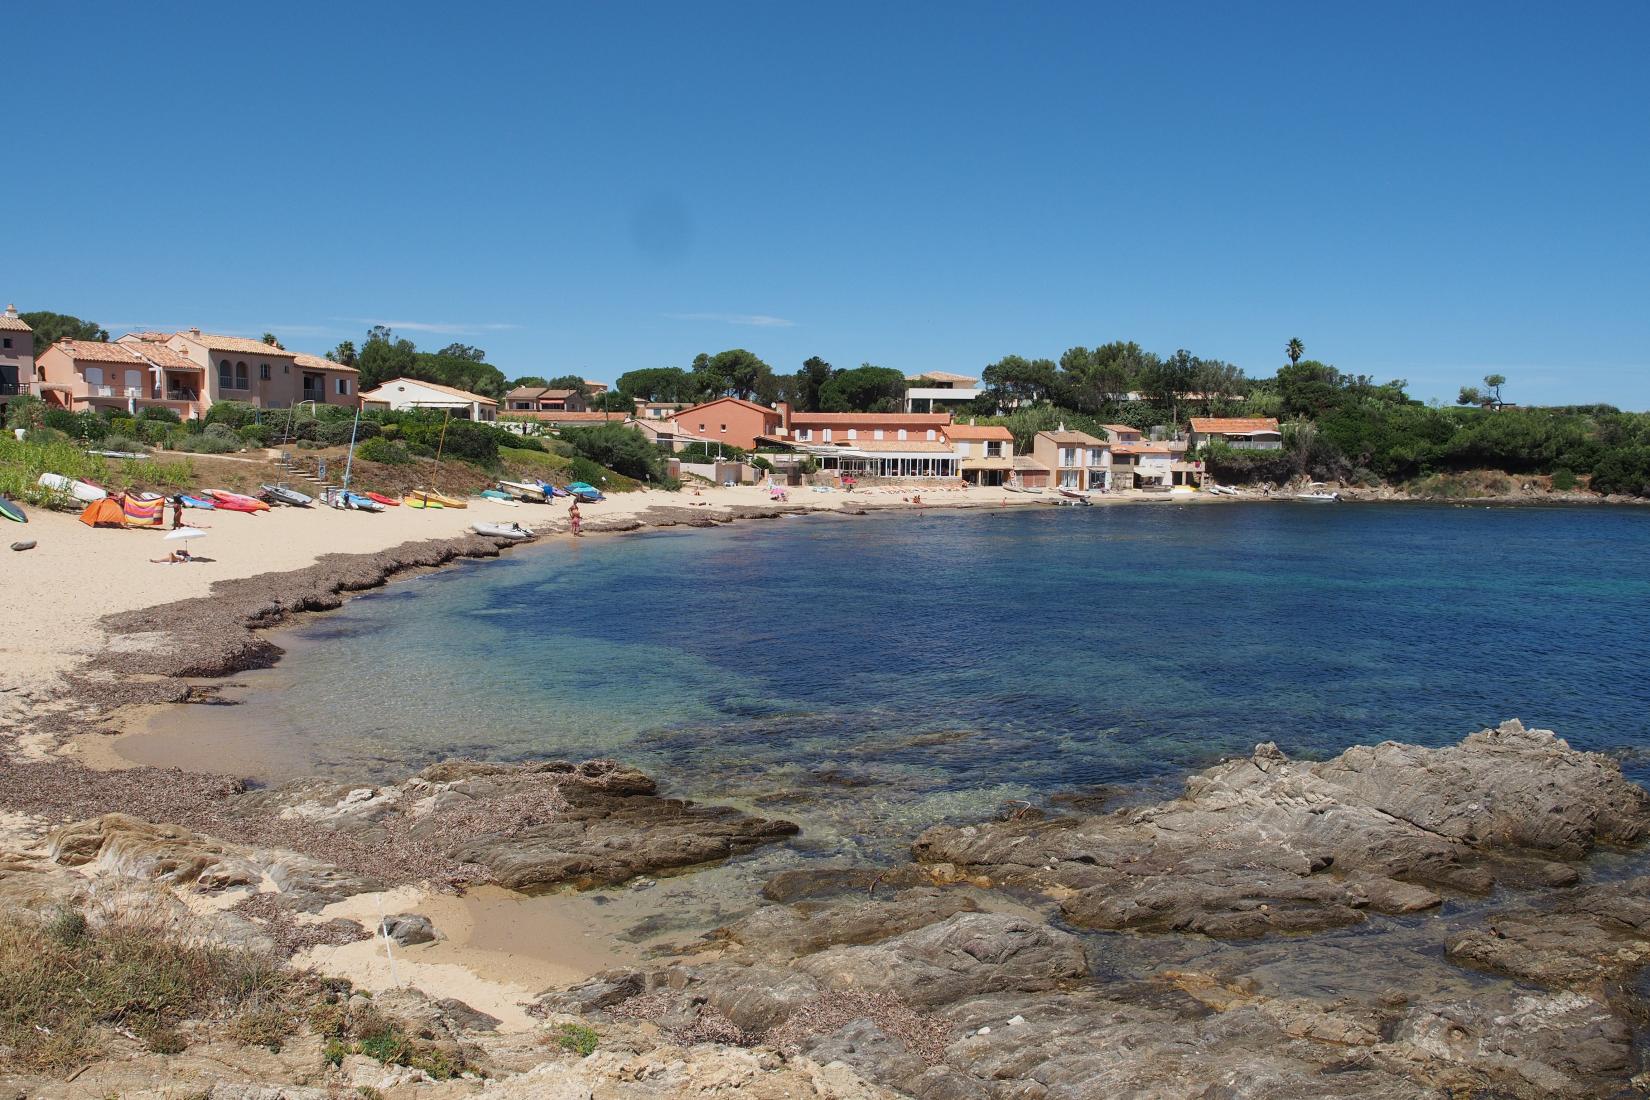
xmin=925 ymin=429 xmax=936 ymax=441
xmin=873 ymin=429 xmax=884 ymax=440
xmin=985 ymin=441 xmax=1002 ymax=458
xmin=283 ymin=364 xmax=289 ymax=374
xmin=720 ymin=423 xmax=727 ymax=433
xmin=336 ymin=378 xmax=350 ymax=396
xmin=2 ymin=338 xmax=10 ymax=349
xmin=260 ymin=364 xmax=271 ymax=380
xmin=125 ymin=369 xmax=143 ymax=394
xmin=235 ymin=361 xmax=248 ymax=389
xmin=218 ymin=359 xmax=232 ymax=389
xmin=897 ymin=429 xmax=907 ymax=441
xmin=822 ymin=428 xmax=833 ymax=441
xmin=846 ymin=429 xmax=857 ymax=440
xmin=85 ymin=366 xmax=103 ymax=386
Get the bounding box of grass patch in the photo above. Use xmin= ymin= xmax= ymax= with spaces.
xmin=0 ymin=908 xmax=305 ymax=1072
xmin=0 ymin=435 xmax=195 ymax=508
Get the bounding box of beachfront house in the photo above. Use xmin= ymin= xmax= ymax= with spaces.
xmin=1032 ymin=427 xmax=1110 ymax=491
xmin=944 ymin=423 xmax=1016 ymax=486
xmin=158 ymin=328 xmax=302 ymax=408
xmin=289 ymin=352 xmax=359 ymax=406
xmin=505 ymin=386 xmax=587 ymax=413
xmin=634 ymin=399 xmax=691 ymax=421
xmin=1187 ymin=417 xmax=1282 ymax=450
xmin=1100 ymin=424 xmax=1145 ymax=445
xmin=35 ymin=339 xmax=206 ymax=419
xmin=675 ymin=396 xmax=787 ymax=450
xmin=904 ymin=371 xmax=983 ymax=413
xmin=783 ymin=410 xmax=959 ymax=480
xmin=358 ymin=377 xmax=498 ymax=421
xmin=0 ymin=305 xmax=35 ymax=411
xmin=583 ymin=380 xmax=609 ymax=396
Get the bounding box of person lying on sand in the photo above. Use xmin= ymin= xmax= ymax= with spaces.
xmin=151 ymin=549 xmax=193 ymax=564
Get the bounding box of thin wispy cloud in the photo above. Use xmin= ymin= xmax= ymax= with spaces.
xmin=664 ymin=312 xmax=796 ymax=328
xmin=337 ymin=317 xmax=523 ymax=336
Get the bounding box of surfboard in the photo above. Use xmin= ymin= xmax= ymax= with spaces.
xmin=0 ymin=497 xmax=26 ymax=523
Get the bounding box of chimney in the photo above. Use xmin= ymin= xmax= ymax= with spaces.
xmin=189 ymin=326 xmax=201 ymax=338
xmin=775 ymin=400 xmax=791 ymax=432
xmin=2 ymin=303 xmax=17 ymax=319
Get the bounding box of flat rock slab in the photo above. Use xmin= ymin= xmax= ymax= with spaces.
xmin=913 ymin=722 xmax=1650 ymax=938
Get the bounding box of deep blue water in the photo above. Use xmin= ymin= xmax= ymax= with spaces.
xmin=211 ymin=502 xmax=1650 ymax=853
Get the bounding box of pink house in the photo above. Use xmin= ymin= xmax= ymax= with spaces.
xmin=35 ymin=339 xmax=205 ymax=419
xmin=0 ymin=304 xmax=35 ymax=412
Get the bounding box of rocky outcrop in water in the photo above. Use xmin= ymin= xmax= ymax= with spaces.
xmin=912 ymin=721 xmax=1649 ymax=937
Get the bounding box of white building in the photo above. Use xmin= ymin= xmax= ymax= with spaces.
xmin=358 ymin=377 xmax=498 ymax=421
xmin=904 ymin=371 xmax=983 ymax=413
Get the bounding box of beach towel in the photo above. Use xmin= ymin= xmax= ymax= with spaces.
xmin=79 ymin=498 xmax=127 ymax=528
xmin=120 ymin=494 xmax=166 ymax=528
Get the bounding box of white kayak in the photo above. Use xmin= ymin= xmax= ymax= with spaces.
xmin=472 ymin=521 xmax=536 ymax=541
xmin=38 ymin=472 xmax=107 ymax=502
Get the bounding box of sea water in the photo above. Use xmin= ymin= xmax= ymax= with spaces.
xmin=167 ymin=502 xmax=1650 ymax=857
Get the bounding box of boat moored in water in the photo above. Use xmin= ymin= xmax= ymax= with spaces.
xmin=1294 ymin=491 xmax=1341 ymax=503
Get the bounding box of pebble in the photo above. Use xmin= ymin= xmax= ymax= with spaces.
xmin=1008 ymin=1015 xmax=1027 ymax=1026
xmin=977 ymin=1026 xmax=991 ymax=1035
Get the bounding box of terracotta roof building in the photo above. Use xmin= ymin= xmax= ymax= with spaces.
xmin=0 ymin=305 xmax=35 ymax=407
xmin=1187 ymin=417 xmax=1282 ymax=451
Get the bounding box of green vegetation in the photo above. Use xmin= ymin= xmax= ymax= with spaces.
xmin=558 ymin=422 xmax=667 ymax=482
xmin=0 ymin=436 xmax=194 ymax=506
xmin=549 ymin=1022 xmax=600 ymax=1056
xmin=0 ymin=908 xmax=303 ymax=1072
xmin=357 ymin=436 xmax=413 ymax=464
xmin=312 ymin=997 xmax=465 ymax=1079
xmin=333 ymin=327 xmax=510 ymax=398
xmin=17 ymin=310 xmax=108 ymax=349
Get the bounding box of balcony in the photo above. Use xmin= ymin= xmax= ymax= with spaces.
xmin=1225 ymin=439 xmax=1283 ymax=451
xmin=0 ymin=380 xmax=23 ymax=396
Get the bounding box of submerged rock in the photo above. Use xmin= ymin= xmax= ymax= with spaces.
xmin=912 ymin=721 xmax=1649 ymax=938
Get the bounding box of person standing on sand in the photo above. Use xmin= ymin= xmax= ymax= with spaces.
xmin=171 ymin=495 xmax=184 ymax=530
xmin=569 ymin=500 xmax=582 ymax=537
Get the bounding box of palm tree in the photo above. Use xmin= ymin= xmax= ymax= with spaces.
xmin=1286 ymin=338 xmax=1304 ymax=367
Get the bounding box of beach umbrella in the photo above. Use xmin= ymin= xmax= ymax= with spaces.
xmin=164 ymin=526 xmax=207 ymax=542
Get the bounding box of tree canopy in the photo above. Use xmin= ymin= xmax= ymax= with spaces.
xmin=819 ymin=364 xmax=906 ymax=413
xmin=345 ymin=326 xmax=506 ymax=397
xmin=20 ymin=311 xmax=108 ymax=349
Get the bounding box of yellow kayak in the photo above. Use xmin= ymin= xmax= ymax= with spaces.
xmin=406 ymin=489 xmax=467 ymax=509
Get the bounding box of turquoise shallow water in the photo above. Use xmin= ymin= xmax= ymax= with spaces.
xmin=199 ymin=502 xmax=1650 ymax=856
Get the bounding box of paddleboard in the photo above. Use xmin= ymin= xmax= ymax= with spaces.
xmin=37 ymin=472 xmax=107 ymax=502
xmin=0 ymin=498 xmax=26 ymax=523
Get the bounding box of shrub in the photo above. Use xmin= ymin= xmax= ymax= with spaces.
xmin=1550 ymin=468 xmax=1578 ymax=491
xmin=239 ymin=423 xmax=273 ymax=447
xmin=102 ymin=436 xmax=148 ymax=454
xmin=139 ymin=419 xmax=177 ymax=445
xmin=43 ymin=408 xmax=107 ymax=440
xmin=203 ymin=400 xmax=259 ymax=429
xmin=109 ymin=416 xmax=140 ymax=439
xmin=3 ymin=394 xmax=44 ymax=430
xmin=137 ymin=406 xmax=181 ymax=424
xmin=174 ymin=433 xmax=240 ymax=454
xmin=559 ymin=423 xmax=666 ymax=481
xmin=204 ymin=422 xmax=240 ymax=441
xmin=550 ymin=1022 xmax=599 ymax=1056
xmin=358 ymin=436 xmax=413 ymax=464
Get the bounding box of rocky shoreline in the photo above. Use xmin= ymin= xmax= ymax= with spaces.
xmin=6 ymin=504 xmax=1650 ymax=1095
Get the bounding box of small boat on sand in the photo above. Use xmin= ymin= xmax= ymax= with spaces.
xmin=179 ymin=494 xmax=217 ymax=509
xmin=565 ymin=481 xmax=604 ymax=502
xmin=497 ymin=480 xmax=548 ymax=502
xmin=204 ymin=489 xmax=270 ymax=512
xmin=364 ymin=492 xmax=399 ymax=507
xmin=1294 ymin=491 xmax=1341 ymax=503
xmin=1056 ymin=487 xmax=1091 ymax=504
xmin=260 ymin=484 xmax=314 ymax=507
xmin=472 ymin=521 xmax=536 ymax=541
xmin=1003 ymin=480 xmax=1043 ymax=495
xmin=0 ymin=498 xmax=26 ymax=523
xmin=406 ymin=489 xmax=467 ymax=509
xmin=479 ymin=490 xmax=521 ymax=506
xmin=323 ymin=488 xmax=386 ymax=512
xmin=38 ymin=473 xmax=107 ymax=502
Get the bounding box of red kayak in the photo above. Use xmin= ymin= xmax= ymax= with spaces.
xmin=365 ymin=492 xmax=400 ymax=506
xmin=205 ymin=489 xmax=270 ymax=513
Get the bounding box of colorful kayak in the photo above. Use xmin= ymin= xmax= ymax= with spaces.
xmin=205 ymin=489 xmax=270 ymax=513
xmin=364 ymin=492 xmax=400 ymax=507
xmin=180 ymin=495 xmax=217 ymax=510
xmin=0 ymin=497 xmax=26 ymax=524
xmin=406 ymin=489 xmax=467 ymax=509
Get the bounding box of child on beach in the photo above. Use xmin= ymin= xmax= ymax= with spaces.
xmin=569 ymin=501 xmax=582 ymax=537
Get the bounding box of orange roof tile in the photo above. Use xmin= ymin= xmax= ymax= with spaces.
xmin=677 ymin=396 xmax=782 ymax=419
xmin=119 ymin=339 xmax=202 ymax=371
xmin=906 ymin=370 xmax=978 ymax=384
xmin=1037 ymin=428 xmax=1104 ymax=444
xmin=943 ymin=424 xmax=1014 ymax=442
xmin=1101 ymin=424 xmax=1142 ymax=436
xmin=1189 ymin=417 xmax=1280 ymax=435
xmin=0 ymin=306 xmax=32 ymax=332
xmin=842 ymin=439 xmax=954 ymax=453
xmin=292 ymin=352 xmax=359 ymax=374
xmin=49 ymin=339 xmax=146 ymax=364
xmin=176 ymin=330 xmax=298 ymax=357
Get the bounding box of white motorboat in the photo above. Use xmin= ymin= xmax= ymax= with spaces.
xmin=1294 ymin=491 xmax=1341 ymax=503
xmin=1056 ymin=487 xmax=1092 ymax=504
xmin=497 ymin=479 xmax=548 ymax=502
xmin=1003 ymin=480 xmax=1044 ymax=495
xmin=472 ymin=521 xmax=536 ymax=541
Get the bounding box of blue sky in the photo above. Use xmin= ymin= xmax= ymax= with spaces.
xmin=10 ymin=2 xmax=1648 ymax=407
